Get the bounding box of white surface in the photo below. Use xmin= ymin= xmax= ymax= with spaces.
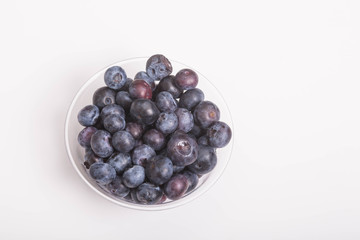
xmin=1 ymin=0 xmax=359 ymax=239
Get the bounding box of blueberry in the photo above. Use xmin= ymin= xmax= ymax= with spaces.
xmin=125 ymin=122 xmax=144 ymax=140
xmin=77 ymin=105 xmax=100 ymax=126
xmin=105 ymin=176 xmax=130 ymax=198
xmin=157 ymin=194 xmax=167 ymax=204
xmin=173 ymin=165 xmax=185 ymax=173
xmin=155 ymin=91 xmax=177 ymax=112
xmin=78 ymin=126 xmax=97 ymax=148
xmin=154 ymin=75 xmax=182 ymax=99
xmin=188 ymin=145 xmax=217 ymax=175
xmin=189 ymin=124 xmax=205 ymax=138
xmin=136 ymin=183 xmax=163 ymax=204
xmin=179 ymin=88 xmax=204 ymax=110
xmin=84 ymin=149 xmax=103 ymax=169
xmin=134 ymin=139 xmax=143 ymax=148
xmin=207 ymin=121 xmax=232 ymax=148
xmin=130 ymin=189 xmax=140 ymax=203
xmin=132 ymin=144 xmax=156 ymax=167
xmin=146 ymin=54 xmax=173 ymax=80
xmin=197 ymin=135 xmax=209 ymax=146
xmin=122 ymin=165 xmax=145 ymax=188
xmin=107 ymin=152 xmax=132 ymax=174
xmin=90 ymin=130 xmax=114 ymax=158
xmin=119 ymin=78 xmax=133 ymax=91
xmin=174 ymin=108 xmax=194 ymax=133
xmin=100 ymin=103 xmax=125 ymax=120
xmin=193 ymin=101 xmax=220 ymax=128
xmin=130 ymin=99 xmax=160 ymax=125
xmin=164 ymin=174 xmax=189 ymax=200
xmin=103 ymin=115 xmax=125 ymax=133
xmin=112 ymin=130 xmax=135 ymax=153
xmin=115 ymin=91 xmax=133 ymax=112
xmin=143 ymin=129 xmax=165 ymax=151
xmin=104 ymin=66 xmax=127 ymax=90
xmin=134 ymin=71 xmax=155 ymax=90
xmin=167 ymin=130 xmax=198 ymax=166
xmin=182 ymin=170 xmax=199 ymax=192
xmin=174 ymin=69 xmax=198 ymax=91
xmin=89 ymin=162 xmax=116 ymax=185
xmin=146 ymin=155 xmax=173 ymax=185
xmin=92 ymin=87 xmax=116 ymax=109
xmin=156 ymin=112 xmax=178 ymax=135
xmin=129 ymin=80 xmax=152 ymax=100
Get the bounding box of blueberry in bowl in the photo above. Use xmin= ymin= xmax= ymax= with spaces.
xmin=65 ymin=55 xmax=233 ymax=210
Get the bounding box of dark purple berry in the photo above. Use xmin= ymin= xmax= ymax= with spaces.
xmin=84 ymin=149 xmax=103 ymax=169
xmin=129 ymin=80 xmax=152 ymax=100
xmin=174 ymin=108 xmax=194 ymax=133
xmin=145 ymin=155 xmax=173 ymax=185
xmin=179 ymin=88 xmax=204 ymax=110
xmin=93 ymin=87 xmax=116 ymax=109
xmin=77 ymin=105 xmax=100 ymax=126
xmin=146 ymin=54 xmax=172 ymax=80
xmin=207 ymin=121 xmax=232 ymax=148
xmin=104 ymin=66 xmax=127 ymax=90
xmin=183 ymin=170 xmax=199 ymax=192
xmin=189 ymin=124 xmax=205 ymax=138
xmin=173 ymin=165 xmax=185 ymax=173
xmin=112 ymin=130 xmax=135 ymax=153
xmin=132 ymin=144 xmax=156 ymax=167
xmin=134 ymin=71 xmax=155 ymax=90
xmin=119 ymin=78 xmax=133 ymax=91
xmin=143 ymin=129 xmax=165 ymax=151
xmin=193 ymin=101 xmax=220 ymax=128
xmin=154 ymin=75 xmax=182 ymax=99
xmin=164 ymin=174 xmax=189 ymax=200
xmin=115 ymin=91 xmax=133 ymax=111
xmin=90 ymin=130 xmax=114 ymax=158
xmin=78 ymin=126 xmax=97 ymax=148
xmin=174 ymin=69 xmax=198 ymax=90
xmin=167 ymin=130 xmax=198 ymax=166
xmin=125 ymin=122 xmax=144 ymax=140
xmin=136 ymin=183 xmax=163 ymax=204
xmin=188 ymin=145 xmax=217 ymax=175
xmin=130 ymin=99 xmax=160 ymax=125
xmin=155 ymin=91 xmax=177 ymax=112
xmin=197 ymin=135 xmax=209 ymax=146
xmin=106 ymin=176 xmax=130 ymax=198
xmin=89 ymin=162 xmax=116 ymax=185
xmin=103 ymin=115 xmax=125 ymax=133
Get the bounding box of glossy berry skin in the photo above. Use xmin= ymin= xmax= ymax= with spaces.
xmin=156 ymin=112 xmax=178 ymax=135
xmin=155 ymin=91 xmax=177 ymax=112
xmin=136 ymin=183 xmax=163 ymax=204
xmin=89 ymin=162 xmax=116 ymax=185
xmin=197 ymin=135 xmax=209 ymax=146
xmin=130 ymin=99 xmax=160 ymax=125
xmin=132 ymin=144 xmax=156 ymax=167
xmin=143 ymin=129 xmax=165 ymax=151
xmin=207 ymin=121 xmax=232 ymax=148
xmin=115 ymin=91 xmax=133 ymax=111
xmin=107 ymin=152 xmax=132 ymax=174
xmin=93 ymin=87 xmax=116 ymax=109
xmin=100 ymin=103 xmax=125 ymax=121
xmin=134 ymin=71 xmax=155 ymax=90
xmin=167 ymin=130 xmax=198 ymax=166
xmin=90 ymin=130 xmax=114 ymax=158
xmin=77 ymin=105 xmax=100 ymax=126
xmin=84 ymin=149 xmax=103 ymax=169
xmin=193 ymin=101 xmax=220 ymax=128
xmin=125 ymin=122 xmax=144 ymax=140
xmin=119 ymin=78 xmax=133 ymax=91
xmin=164 ymin=174 xmax=189 ymax=200
xmin=78 ymin=126 xmax=97 ymax=148
xmin=105 ymin=176 xmax=129 ymax=198
xmin=129 ymin=80 xmax=152 ymax=100
xmin=174 ymin=108 xmax=194 ymax=133
xmin=104 ymin=66 xmax=127 ymax=90
xmin=173 ymin=165 xmax=185 ymax=173
xmin=122 ymin=165 xmax=145 ymax=188
xmin=112 ymin=130 xmax=135 ymax=153
xmin=145 ymin=155 xmax=173 ymax=185
xmin=154 ymin=75 xmax=182 ymax=98
xmin=103 ymin=115 xmax=125 ymax=133
xmin=179 ymin=88 xmax=204 ymax=110
xmin=182 ymin=170 xmax=199 ymax=192
xmin=174 ymin=69 xmax=198 ymax=91
xmin=146 ymin=54 xmax=173 ymax=80
xmin=188 ymin=145 xmax=217 ymax=175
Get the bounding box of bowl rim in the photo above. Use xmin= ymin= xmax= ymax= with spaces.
xmin=64 ymin=57 xmax=234 ymax=211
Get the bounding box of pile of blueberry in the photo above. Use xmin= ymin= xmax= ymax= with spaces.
xmin=77 ymin=54 xmax=232 ymax=204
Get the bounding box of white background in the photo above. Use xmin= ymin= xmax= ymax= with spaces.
xmin=1 ymin=0 xmax=359 ymax=239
